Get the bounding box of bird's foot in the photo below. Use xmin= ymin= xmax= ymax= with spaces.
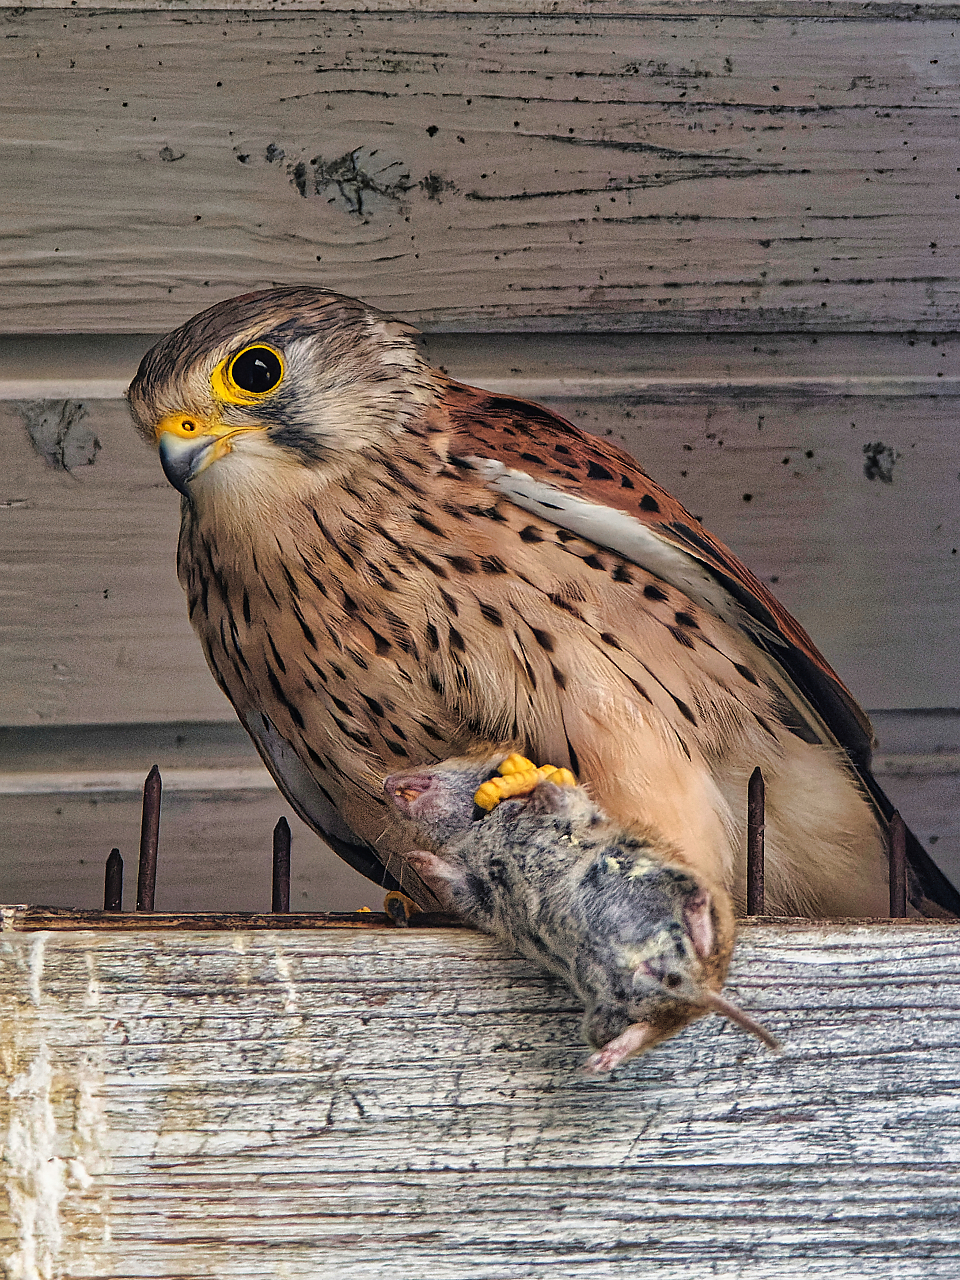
xmin=384 ymin=890 xmax=421 ymax=927
xmin=473 ymin=753 xmax=577 ymax=811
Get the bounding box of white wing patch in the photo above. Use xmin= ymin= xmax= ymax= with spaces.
xmin=468 ymin=456 xmax=848 ymax=751
xmin=467 ymin=456 xmax=780 ymax=644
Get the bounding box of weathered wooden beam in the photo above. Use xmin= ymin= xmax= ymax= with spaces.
xmin=0 ymin=906 xmax=940 ymax=932
xmin=18 ymin=1 xmax=960 ymax=12
xmin=1 ymin=6 xmax=958 ymax=333
xmin=2 ymin=918 xmax=959 ymax=1277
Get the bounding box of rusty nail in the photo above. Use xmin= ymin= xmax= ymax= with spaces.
xmin=136 ymin=765 xmax=161 ymax=912
xmin=104 ymin=848 xmax=123 ymax=912
xmin=272 ymin=817 xmax=291 ymax=912
xmin=747 ymin=766 xmax=765 ymax=916
xmin=888 ymin=810 xmax=907 ymax=917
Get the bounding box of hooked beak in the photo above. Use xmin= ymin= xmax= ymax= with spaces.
xmin=155 ymin=413 xmax=264 ymax=494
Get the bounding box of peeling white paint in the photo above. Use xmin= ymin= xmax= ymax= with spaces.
xmin=2 ymin=939 xmax=113 ymax=1279
xmin=274 ymin=946 xmax=300 ymax=1016
xmin=1 ymin=905 xmax=29 ymax=933
xmin=27 ymin=936 xmax=44 ymax=1010
xmin=6 ymin=1046 xmax=66 ymax=1280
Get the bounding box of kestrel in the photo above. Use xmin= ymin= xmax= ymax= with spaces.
xmin=127 ymin=287 xmax=957 ymax=919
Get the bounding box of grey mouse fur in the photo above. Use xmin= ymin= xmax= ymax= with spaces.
xmin=384 ymin=755 xmax=778 ymax=1071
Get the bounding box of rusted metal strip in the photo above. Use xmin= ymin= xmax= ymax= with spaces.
xmin=0 ymin=907 xmax=463 ymax=932
xmin=1 ymin=906 xmax=951 ymax=934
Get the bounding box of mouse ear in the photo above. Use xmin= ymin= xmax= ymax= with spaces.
xmin=683 ymin=887 xmax=715 ymax=960
xmin=701 ymin=990 xmax=781 ymax=1052
xmin=583 ymin=1021 xmax=659 ymax=1074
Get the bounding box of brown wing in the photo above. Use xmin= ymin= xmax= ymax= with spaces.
xmin=440 ymin=381 xmax=960 ymax=914
xmin=441 ymin=380 xmax=873 ymax=763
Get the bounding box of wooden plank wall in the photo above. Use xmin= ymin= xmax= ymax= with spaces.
xmin=2 ymin=1 xmax=959 ymax=332
xmin=1 ymin=1 xmax=958 ymax=903
xmin=2 ymin=919 xmax=960 ymax=1278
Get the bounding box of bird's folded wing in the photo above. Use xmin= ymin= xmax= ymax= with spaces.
xmin=443 ymin=381 xmax=871 ymax=760
xmin=245 ymin=709 xmax=402 ymax=892
xmin=441 ymin=381 xmax=960 ymax=914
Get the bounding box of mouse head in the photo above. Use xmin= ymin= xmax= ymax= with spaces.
xmin=584 ymin=863 xmax=778 ymax=1071
xmin=629 ymin=888 xmax=776 ymax=1042
xmin=384 ymin=758 xmax=493 ymax=846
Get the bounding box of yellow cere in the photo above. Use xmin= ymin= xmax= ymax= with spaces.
xmin=473 ymin=755 xmax=578 ymax=812
xmin=155 ymin=412 xmax=208 ymax=441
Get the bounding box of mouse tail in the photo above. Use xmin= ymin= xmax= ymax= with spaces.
xmin=702 ymin=990 xmax=781 ymax=1052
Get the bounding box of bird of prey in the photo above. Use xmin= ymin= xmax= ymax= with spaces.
xmin=127 ymin=286 xmax=957 ymax=919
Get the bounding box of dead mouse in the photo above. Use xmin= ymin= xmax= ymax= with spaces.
xmin=384 ymin=753 xmax=779 ymax=1072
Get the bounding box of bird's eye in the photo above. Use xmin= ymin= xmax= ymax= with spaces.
xmin=229 ymin=345 xmax=284 ymax=393
xmin=218 ymin=344 xmax=285 ymax=400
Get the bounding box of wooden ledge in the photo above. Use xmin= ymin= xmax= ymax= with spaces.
xmin=3 ymin=912 xmax=960 ymax=1276
xmin=0 ymin=905 xmax=460 ymax=932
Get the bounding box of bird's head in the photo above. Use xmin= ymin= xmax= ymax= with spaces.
xmin=127 ymin=287 xmax=438 ymax=499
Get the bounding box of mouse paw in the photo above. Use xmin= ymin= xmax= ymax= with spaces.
xmin=583 ymin=1022 xmax=657 ymax=1074
xmin=473 ymin=754 xmax=577 ymax=811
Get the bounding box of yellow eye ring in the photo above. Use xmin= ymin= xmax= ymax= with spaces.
xmin=212 ymin=343 xmax=285 ymax=404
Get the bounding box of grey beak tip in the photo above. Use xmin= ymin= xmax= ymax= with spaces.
xmin=158 ymin=433 xmax=206 ymax=493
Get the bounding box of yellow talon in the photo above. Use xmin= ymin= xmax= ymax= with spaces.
xmin=542 ymin=766 xmax=577 ymax=788
xmin=496 ymin=752 xmax=537 ymax=777
xmin=474 ymin=757 xmax=578 ymax=811
xmin=473 ymin=779 xmax=501 ymax=811
xmin=474 ymin=774 xmax=534 ymax=810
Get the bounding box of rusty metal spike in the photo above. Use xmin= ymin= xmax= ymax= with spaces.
xmin=747 ymin=767 xmax=765 ymax=916
xmin=272 ymin=817 xmax=291 ymax=913
xmin=104 ymin=848 xmax=123 ymax=912
xmin=136 ymin=765 xmax=161 ymax=912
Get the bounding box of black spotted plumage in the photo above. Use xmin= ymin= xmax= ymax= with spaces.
xmin=126 ymin=285 xmax=959 ymax=919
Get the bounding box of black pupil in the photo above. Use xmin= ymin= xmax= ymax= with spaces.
xmin=230 ymin=347 xmax=282 ymax=394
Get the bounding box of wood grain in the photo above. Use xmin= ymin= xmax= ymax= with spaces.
xmin=18 ymin=2 xmax=960 ymax=12
xmin=0 ymin=906 xmax=459 ymax=930
xmin=2 ymin=5 xmax=958 ymax=332
xmin=2 ymin=921 xmax=959 ymax=1277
